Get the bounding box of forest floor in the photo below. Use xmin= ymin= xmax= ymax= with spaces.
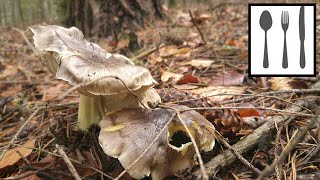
xmin=1 ymin=3 xmax=320 ymax=180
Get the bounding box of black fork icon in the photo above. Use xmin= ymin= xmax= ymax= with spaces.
xmin=281 ymin=11 xmax=289 ymax=68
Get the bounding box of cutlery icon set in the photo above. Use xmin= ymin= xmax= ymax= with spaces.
xmin=259 ymin=6 xmax=305 ymax=69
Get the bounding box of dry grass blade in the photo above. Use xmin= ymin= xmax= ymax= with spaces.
xmin=257 ymin=109 xmax=320 ymax=180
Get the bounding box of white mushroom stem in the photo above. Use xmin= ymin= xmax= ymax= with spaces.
xmin=78 ymin=88 xmax=161 ymax=130
xmin=78 ymin=94 xmax=103 ymax=130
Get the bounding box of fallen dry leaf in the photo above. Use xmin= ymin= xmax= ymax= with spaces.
xmin=269 ymin=77 xmax=308 ymax=90
xmin=173 ymin=84 xmax=199 ymax=90
xmin=194 ymin=13 xmax=212 ymax=24
xmin=188 ymin=59 xmax=214 ymax=69
xmin=0 ymin=64 xmax=19 ymax=79
xmin=210 ymin=71 xmax=245 ymax=86
xmin=159 ymin=45 xmax=179 ymax=57
xmin=0 ymin=138 xmax=36 ymax=169
xmin=161 ymin=71 xmax=183 ymax=82
xmin=176 ymin=74 xmax=200 ymax=85
xmin=190 ymin=86 xmax=246 ymax=102
xmin=0 ymin=86 xmax=22 ymax=97
xmin=42 ymin=83 xmax=67 ymax=101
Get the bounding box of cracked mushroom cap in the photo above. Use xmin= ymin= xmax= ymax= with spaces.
xmin=99 ymin=105 xmax=215 ymax=179
xmin=30 ymin=25 xmax=158 ymax=97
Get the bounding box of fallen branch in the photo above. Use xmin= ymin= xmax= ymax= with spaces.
xmin=56 ymin=144 xmax=82 ymax=180
xmin=191 ymin=100 xmax=313 ymax=179
xmin=205 ymin=126 xmax=261 ymax=174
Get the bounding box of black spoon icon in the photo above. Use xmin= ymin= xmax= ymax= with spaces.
xmin=259 ymin=10 xmax=273 ymax=68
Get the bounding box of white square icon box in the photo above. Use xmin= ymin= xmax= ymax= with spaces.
xmin=249 ymin=4 xmax=316 ymax=77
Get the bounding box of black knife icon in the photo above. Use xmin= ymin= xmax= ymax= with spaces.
xmin=299 ymin=6 xmax=305 ymax=68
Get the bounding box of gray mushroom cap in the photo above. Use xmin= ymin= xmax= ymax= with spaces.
xmin=30 ymin=25 xmax=158 ymax=96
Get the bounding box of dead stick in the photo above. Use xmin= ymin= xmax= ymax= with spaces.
xmin=132 ymin=44 xmax=165 ymax=61
xmin=192 ymin=100 xmax=311 ymax=179
xmin=189 ymin=10 xmax=207 ymax=45
xmin=56 ymin=144 xmax=82 ymax=180
xmin=205 ymin=126 xmax=262 ymax=174
xmin=257 ymin=109 xmax=320 ymax=180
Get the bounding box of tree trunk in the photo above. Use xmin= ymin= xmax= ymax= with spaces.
xmin=63 ymin=0 xmax=164 ymax=39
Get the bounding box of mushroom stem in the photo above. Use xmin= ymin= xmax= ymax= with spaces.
xmin=78 ymin=94 xmax=103 ymax=130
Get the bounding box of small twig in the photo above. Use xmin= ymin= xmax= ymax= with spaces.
xmin=300 ymin=141 xmax=320 ymax=164
xmin=75 ymin=148 xmax=86 ymax=164
xmin=12 ymin=27 xmax=36 ymax=53
xmin=16 ymin=150 xmax=31 ymax=165
xmin=132 ymin=44 xmax=165 ymax=61
xmin=56 ymin=144 xmax=82 ymax=180
xmin=205 ymin=126 xmax=262 ymax=174
xmin=257 ymin=109 xmax=320 ymax=180
xmin=189 ymin=10 xmax=207 ymax=45
xmin=115 ymin=112 xmax=177 ymax=180
xmin=0 ymin=109 xmax=40 ymax=161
